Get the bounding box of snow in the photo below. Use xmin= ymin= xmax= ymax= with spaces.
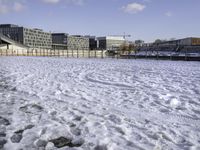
xmin=0 ymin=56 xmax=200 ymax=150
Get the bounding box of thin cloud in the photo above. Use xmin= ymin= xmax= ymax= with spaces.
xmin=42 ymin=0 xmax=85 ymax=5
xmin=42 ymin=0 xmax=60 ymax=4
xmin=165 ymin=11 xmax=173 ymax=17
xmin=0 ymin=4 xmax=8 ymax=14
xmin=0 ymin=0 xmax=25 ymax=14
xmin=122 ymin=3 xmax=146 ymax=14
xmin=69 ymin=0 xmax=84 ymax=5
xmin=13 ymin=2 xmax=25 ymax=12
xmin=143 ymin=0 xmax=151 ymax=3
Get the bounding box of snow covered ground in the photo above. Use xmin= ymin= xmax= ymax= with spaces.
xmin=0 ymin=57 xmax=200 ymax=150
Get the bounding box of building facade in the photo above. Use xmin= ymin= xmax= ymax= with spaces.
xmin=52 ymin=33 xmax=89 ymax=50
xmin=52 ymin=33 xmax=68 ymax=45
xmin=52 ymin=33 xmax=68 ymax=50
xmin=0 ymin=24 xmax=52 ymax=49
xmin=68 ymin=35 xmax=89 ymax=50
xmin=84 ymin=36 xmax=97 ymax=50
xmin=140 ymin=37 xmax=200 ymax=53
xmin=0 ymin=33 xmax=28 ymax=50
xmin=155 ymin=37 xmax=200 ymax=46
xmin=98 ymin=36 xmax=125 ymax=50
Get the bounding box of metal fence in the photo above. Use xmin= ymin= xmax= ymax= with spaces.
xmin=1 ymin=48 xmax=200 ymax=61
xmin=0 ymin=48 xmax=109 ymax=58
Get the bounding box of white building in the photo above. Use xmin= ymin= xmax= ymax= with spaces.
xmin=98 ymin=36 xmax=125 ymax=50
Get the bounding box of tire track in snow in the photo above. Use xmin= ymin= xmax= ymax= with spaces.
xmin=109 ymin=106 xmax=200 ymax=127
xmin=79 ymin=68 xmax=200 ymax=127
xmin=84 ymin=72 xmax=134 ymax=89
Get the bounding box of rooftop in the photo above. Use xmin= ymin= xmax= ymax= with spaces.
xmin=98 ymin=36 xmax=125 ymax=41
xmin=52 ymin=33 xmax=69 ymax=36
xmin=0 ymin=24 xmax=19 ymax=28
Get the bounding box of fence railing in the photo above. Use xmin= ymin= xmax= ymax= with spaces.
xmin=0 ymin=48 xmax=109 ymax=58
xmin=1 ymin=48 xmax=200 ymax=61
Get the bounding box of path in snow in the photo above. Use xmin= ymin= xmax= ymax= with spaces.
xmin=0 ymin=57 xmax=200 ymax=150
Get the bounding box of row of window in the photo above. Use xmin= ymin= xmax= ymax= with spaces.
xmin=24 ymin=34 xmax=51 ymax=39
xmin=25 ymin=39 xmax=51 ymax=43
xmin=26 ymin=42 xmax=51 ymax=44
xmin=0 ymin=28 xmax=21 ymax=33
xmin=26 ymin=43 xmax=51 ymax=47
xmin=24 ymin=28 xmax=50 ymax=35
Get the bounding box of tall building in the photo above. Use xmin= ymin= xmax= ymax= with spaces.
xmin=52 ymin=33 xmax=89 ymax=50
xmin=68 ymin=35 xmax=89 ymax=50
xmin=52 ymin=33 xmax=68 ymax=50
xmin=52 ymin=33 xmax=68 ymax=45
xmin=84 ymin=36 xmax=97 ymax=50
xmin=0 ymin=24 xmax=52 ymax=49
xmin=98 ymin=36 xmax=125 ymax=50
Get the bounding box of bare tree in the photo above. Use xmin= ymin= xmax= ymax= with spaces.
xmin=119 ymin=43 xmax=135 ymax=55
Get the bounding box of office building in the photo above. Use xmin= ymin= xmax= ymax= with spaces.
xmin=98 ymin=36 xmax=125 ymax=50
xmin=52 ymin=33 xmax=68 ymax=50
xmin=0 ymin=24 xmax=52 ymax=49
xmin=84 ymin=36 xmax=97 ymax=50
xmin=155 ymin=37 xmax=200 ymax=46
xmin=0 ymin=33 xmax=28 ymax=50
xmin=68 ymin=35 xmax=89 ymax=50
xmin=52 ymin=33 xmax=89 ymax=50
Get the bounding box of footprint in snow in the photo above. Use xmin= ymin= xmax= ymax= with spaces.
xmin=19 ymin=104 xmax=44 ymax=114
xmin=0 ymin=116 xmax=10 ymax=126
xmin=10 ymin=125 xmax=34 ymax=143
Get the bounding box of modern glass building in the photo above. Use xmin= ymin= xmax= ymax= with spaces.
xmin=97 ymin=36 xmax=125 ymax=50
xmin=84 ymin=36 xmax=97 ymax=50
xmin=52 ymin=33 xmax=89 ymax=50
xmin=0 ymin=24 xmax=52 ymax=49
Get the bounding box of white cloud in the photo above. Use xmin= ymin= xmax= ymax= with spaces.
xmin=165 ymin=11 xmax=173 ymax=17
xmin=143 ymin=0 xmax=151 ymax=3
xmin=42 ymin=0 xmax=85 ymax=5
xmin=122 ymin=3 xmax=146 ymax=14
xmin=0 ymin=0 xmax=25 ymax=14
xmin=42 ymin=0 xmax=60 ymax=4
xmin=13 ymin=2 xmax=25 ymax=12
xmin=0 ymin=4 xmax=9 ymax=14
xmin=69 ymin=0 xmax=84 ymax=5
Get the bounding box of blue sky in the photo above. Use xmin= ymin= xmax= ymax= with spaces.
xmin=0 ymin=0 xmax=199 ymax=42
